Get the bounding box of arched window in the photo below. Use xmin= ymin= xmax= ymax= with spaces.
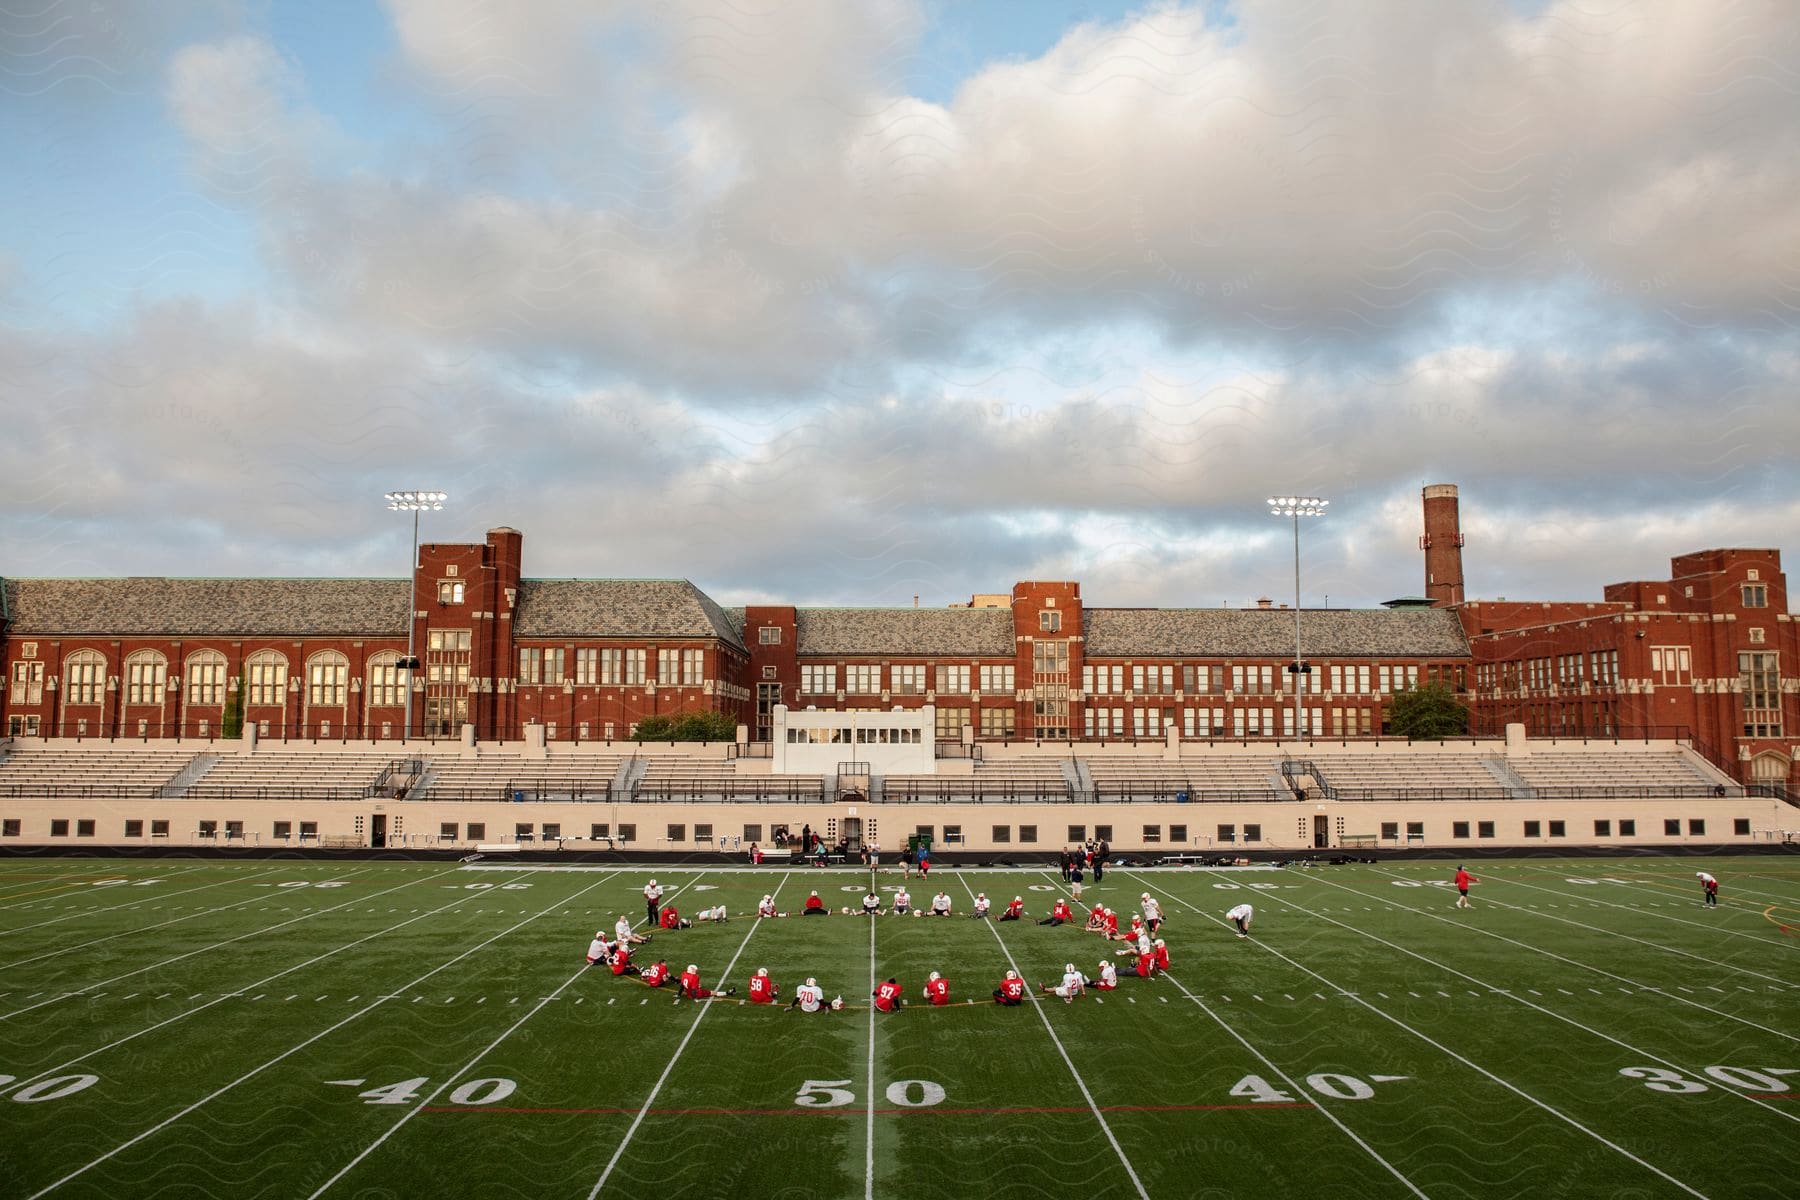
xmin=187 ymin=651 xmax=227 ymax=706
xmin=1749 ymin=753 xmax=1789 ymax=782
xmin=63 ymin=650 xmax=107 ymax=706
xmin=124 ymin=651 xmax=167 ymax=705
xmin=246 ymin=650 xmax=288 ymax=706
xmin=307 ymin=651 xmax=349 ymax=707
xmin=366 ymin=652 xmax=404 ymax=708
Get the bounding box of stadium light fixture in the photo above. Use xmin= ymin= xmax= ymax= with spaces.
xmin=386 ymin=490 xmax=448 ymax=740
xmin=1267 ymin=496 xmax=1327 ymax=742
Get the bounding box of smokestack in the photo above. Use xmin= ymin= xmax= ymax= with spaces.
xmin=1421 ymin=484 xmax=1465 ymax=606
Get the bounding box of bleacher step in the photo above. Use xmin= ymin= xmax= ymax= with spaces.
xmin=1480 ymin=756 xmax=1535 ymax=799
xmin=160 ymin=753 xmax=220 ymax=798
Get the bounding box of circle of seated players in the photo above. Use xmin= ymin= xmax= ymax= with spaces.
xmin=584 ymin=888 xmax=1257 ymax=1010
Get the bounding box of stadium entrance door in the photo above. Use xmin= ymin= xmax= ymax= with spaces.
xmin=1313 ymin=815 xmax=1328 ymax=848
xmin=842 ymin=815 xmax=863 ymax=850
xmin=370 ymin=814 xmax=388 ymax=849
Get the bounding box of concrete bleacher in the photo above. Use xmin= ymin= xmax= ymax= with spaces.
xmin=634 ymin=755 xmax=823 ymax=802
xmin=1506 ymin=748 xmax=1735 ymax=796
xmin=1086 ymin=757 xmax=1189 ymax=801
xmin=420 ymin=751 xmax=624 ymax=802
xmin=887 ymin=755 xmax=1073 ymax=802
xmin=0 ymin=743 xmax=202 ymax=798
xmin=183 ymin=748 xmax=398 ymax=800
xmin=1180 ymin=757 xmax=1288 ymax=800
xmin=1305 ymin=751 xmax=1505 ymax=799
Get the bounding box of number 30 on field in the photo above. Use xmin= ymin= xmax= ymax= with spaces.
xmin=1620 ymin=1065 xmax=1795 ymax=1094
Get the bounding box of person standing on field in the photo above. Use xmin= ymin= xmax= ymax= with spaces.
xmin=1226 ymin=902 xmax=1254 ymax=938
xmin=644 ymin=878 xmax=663 ymax=925
xmin=1697 ymin=871 xmax=1719 ymax=907
xmin=1454 ymin=865 xmax=1478 ymax=909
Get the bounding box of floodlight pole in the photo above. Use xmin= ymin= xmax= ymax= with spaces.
xmin=1268 ymin=496 xmax=1327 ymax=743
xmin=386 ymin=491 xmax=447 ymax=742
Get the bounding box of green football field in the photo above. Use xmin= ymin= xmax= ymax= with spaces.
xmin=0 ymin=854 xmax=1793 ymax=1200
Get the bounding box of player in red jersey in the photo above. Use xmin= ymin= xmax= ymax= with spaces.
xmin=872 ymin=978 xmax=904 ymax=1013
xmin=1101 ymin=908 xmax=1121 ymax=939
xmin=660 ymin=905 xmax=692 ymax=931
xmin=1455 ymin=865 xmax=1478 ymax=910
xmin=1135 ymin=947 xmax=1157 ymax=979
xmin=1153 ymin=939 xmax=1170 ymax=972
xmin=999 ymin=896 xmax=1025 ymax=921
xmin=802 ymin=891 xmax=829 ymax=917
xmin=922 ymin=971 xmax=950 ymax=1006
xmin=1697 ymin=871 xmax=1719 ymax=907
xmin=993 ymin=970 xmax=1026 ymax=1005
xmin=1084 ymin=903 xmax=1106 ymax=932
xmin=1037 ymin=898 xmax=1073 ymax=926
xmin=640 ymin=960 xmax=673 ymax=988
xmin=748 ymin=967 xmax=778 ymax=1004
xmin=610 ymin=944 xmax=640 ymax=977
xmin=676 ymin=964 xmax=735 ymax=1002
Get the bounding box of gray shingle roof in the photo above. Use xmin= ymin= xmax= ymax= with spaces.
xmin=0 ymin=577 xmax=407 ymax=637
xmin=797 ymin=608 xmax=1015 ymax=656
xmin=513 ymin=580 xmax=745 ymax=649
xmin=1084 ymin=608 xmax=1470 ymax=658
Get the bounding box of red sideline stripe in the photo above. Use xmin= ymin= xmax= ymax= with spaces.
xmin=1745 ymin=1093 xmax=1798 ymax=1100
xmin=420 ymin=1102 xmax=1309 ymax=1117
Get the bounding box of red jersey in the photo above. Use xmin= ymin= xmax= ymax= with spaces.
xmin=924 ymin=978 xmax=950 ymax=1006
xmin=1136 ymin=951 xmax=1155 ymax=978
xmin=874 ymin=981 xmax=903 ymax=1012
xmin=610 ymin=947 xmax=633 ymax=976
xmin=1455 ymin=869 xmax=1474 ymax=890
xmin=660 ymin=907 xmax=681 ymax=930
xmin=641 ymin=962 xmax=670 ymax=987
xmin=1004 ymin=899 xmax=1024 ymax=917
xmin=749 ymin=975 xmax=776 ymax=1004
xmin=1154 ymin=945 xmax=1170 ymax=971
xmin=999 ymin=977 xmax=1025 ymax=1002
xmin=804 ymin=895 xmax=825 ymax=912
xmin=1051 ymin=900 xmax=1072 ymax=921
xmin=1089 ymin=904 xmax=1105 ymax=923
xmin=1103 ymin=913 xmax=1119 ymax=935
xmin=679 ymin=969 xmax=702 ymax=995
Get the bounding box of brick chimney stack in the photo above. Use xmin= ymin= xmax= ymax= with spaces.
xmin=1421 ymin=484 xmax=1465 ymax=606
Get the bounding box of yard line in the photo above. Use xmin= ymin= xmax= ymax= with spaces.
xmin=1464 ymin=874 xmax=1797 ymax=984
xmin=1133 ymin=875 xmax=1717 ymax=1200
xmin=0 ymin=867 xmax=466 ymax=1023
xmin=1033 ymin=873 xmax=1426 ymax=1198
xmin=865 ymin=878 xmax=876 ymax=1200
xmin=23 ymin=872 xmax=618 ymax=1200
xmin=0 ymin=866 xmax=259 ymax=937
xmin=1502 ymin=870 xmax=1799 ymax=953
xmin=583 ymin=874 xmax=777 ymax=1200
xmin=1139 ymin=871 xmax=1798 ymax=1134
xmin=1523 ymin=863 xmax=1800 ymax=910
xmin=0 ymin=872 xmax=533 ymax=1101
xmin=1332 ymin=871 xmax=1798 ymax=1042
xmin=953 ymin=871 xmax=1151 ymax=1200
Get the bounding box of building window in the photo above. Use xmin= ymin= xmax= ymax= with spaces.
xmin=1067 ymin=825 xmax=1086 ymax=843
xmin=518 ymin=648 xmax=542 ymax=685
xmin=1243 ymin=823 xmax=1262 ymax=843
xmin=122 ymin=652 xmax=166 ymax=705
xmin=1742 ymin=584 xmax=1767 ymax=608
xmin=1039 ymin=610 xmax=1061 ymax=632
xmin=666 ymin=824 xmax=685 ymax=843
xmin=600 ymin=649 xmax=623 ymax=685
xmin=1094 ymin=824 xmax=1113 ymax=842
xmin=63 ymin=650 xmax=107 ymax=706
xmin=936 ymin=665 xmax=970 ymax=694
xmin=437 ymin=581 xmax=464 ymax=604
xmin=1619 ymin=819 xmax=1635 ymax=836
xmin=575 ymin=648 xmax=598 ymax=685
xmin=543 ymin=649 xmax=564 ymax=685
xmin=844 ymin=665 xmax=878 ymax=695
xmin=681 ymin=650 xmax=704 ymax=686
xmin=1216 ymin=824 xmax=1234 ymax=844
xmin=1650 ymin=646 xmax=1691 ymax=687
xmin=125 ymin=819 xmax=143 ymax=838
xmin=1593 ymin=819 xmax=1611 ymax=837
xmin=186 ymin=652 xmax=226 ymax=706
xmin=1734 ymin=818 xmax=1750 ymax=836
xmin=467 ymin=822 xmax=486 ymax=841
xmin=935 ymin=708 xmax=967 ymax=738
xmin=1523 ymin=820 xmax=1541 ymax=838
xmin=50 ymin=819 xmax=69 ymax=837
xmin=658 ymin=650 xmax=681 ymax=685
xmin=1739 ymin=652 xmax=1782 ymax=736
xmin=1142 ymin=825 xmax=1161 ymax=844
xmin=1548 ymin=820 xmax=1565 ymax=838
xmin=307 ymin=654 xmax=348 ymax=707
xmin=367 ymin=655 xmax=404 ymax=707
xmin=992 ymin=825 xmax=1011 ymax=844
xmin=1452 ymin=821 xmax=1470 ymax=839
xmin=1687 ymin=819 xmax=1705 ymax=836
xmin=1664 ymin=818 xmax=1680 ymax=836
xmin=759 ymin=626 xmax=782 ymax=644
xmin=892 ymin=665 xmax=926 ymax=695
xmin=979 ymin=707 xmax=1015 ymax=738
xmin=617 ymin=824 xmax=636 ymax=842
xmin=978 ymin=664 xmax=1015 ymax=694
xmin=741 ymin=824 xmax=760 ymax=843
xmin=802 ymin=665 xmax=838 ymax=694
xmin=76 ymin=819 xmax=95 ymax=837
xmin=621 ymin=649 xmax=645 ymax=685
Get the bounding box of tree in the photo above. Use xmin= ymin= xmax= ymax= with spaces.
xmin=633 ymin=709 xmax=738 ymax=743
xmin=221 ymin=674 xmax=246 ymax=739
xmin=1385 ymin=682 xmax=1469 ymax=739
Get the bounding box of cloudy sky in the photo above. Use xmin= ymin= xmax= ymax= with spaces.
xmin=2 ymin=0 xmax=1797 ymax=611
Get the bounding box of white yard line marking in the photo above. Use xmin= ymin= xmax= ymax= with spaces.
xmin=0 ymin=865 xmax=207 ymax=912
xmin=954 ymin=872 xmax=1150 ymax=1200
xmin=24 ymin=873 xmax=617 ymax=1200
xmin=1331 ymin=870 xmax=1799 ymax=1044
xmin=1035 ymin=872 xmax=1425 ymax=1196
xmin=1502 ymin=870 xmax=1799 ymax=955
xmin=0 ymin=867 xmax=268 ymax=939
xmin=865 ymin=883 xmax=877 ymax=1200
xmin=586 ymin=874 xmax=779 ymax=1200
xmin=0 ymin=867 xmax=464 ymax=1023
xmin=1135 ymin=875 xmax=1716 ymax=1199
xmin=0 ymin=872 xmax=528 ymax=1100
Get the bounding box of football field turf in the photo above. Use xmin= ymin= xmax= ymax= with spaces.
xmin=0 ymin=855 xmax=1793 ymax=1199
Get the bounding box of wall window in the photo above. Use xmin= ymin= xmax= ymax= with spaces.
xmin=1734 ymin=818 xmax=1751 ymax=836
xmin=1452 ymin=821 xmax=1470 ymax=839
xmin=658 ymin=650 xmax=680 ymax=685
xmin=935 ymin=708 xmax=968 ymax=738
xmin=542 ymin=648 xmax=565 ymax=685
xmin=1039 ymin=610 xmax=1061 ymax=633
xmin=936 ymin=665 xmax=970 ymax=694
xmin=575 ymin=648 xmax=598 ymax=685
xmin=1142 ymin=825 xmax=1161 ymax=843
xmin=624 ymin=649 xmax=647 ymax=685
xmin=1477 ymin=821 xmax=1495 ymax=838
xmin=600 ymin=649 xmax=623 ymax=685
xmin=1245 ymin=825 xmax=1263 ymax=844
xmin=1594 ymin=819 xmax=1611 ymax=837
xmin=681 ymin=649 xmax=704 ymax=686
xmin=979 ymin=707 xmax=1015 ymax=737
xmin=1663 ymin=818 xmax=1680 ymax=836
xmin=76 ymin=818 xmax=95 ymax=837
xmin=979 ymin=664 xmax=1015 ymax=694
xmin=1094 ymin=824 xmax=1113 ymax=842
xmin=1132 ymin=665 xmax=1174 ymax=695
xmin=992 ymin=825 xmax=1012 ymax=844
xmin=367 ymin=654 xmax=404 ymax=707
xmin=63 ymin=650 xmax=106 ymax=706
xmin=307 ymin=653 xmax=348 ymax=706
xmin=759 ymin=626 xmax=782 ymax=644
xmin=186 ymin=652 xmax=226 ymax=706
xmin=1017 ymin=825 xmax=1038 ymax=844
xmin=1742 ymin=583 xmax=1767 ymax=608
xmin=1 ymin=819 xmax=18 ymax=837
xmin=1523 ymin=820 xmax=1541 ymax=838
xmin=844 ymin=665 xmax=879 ymax=695
xmin=1619 ymin=819 xmax=1635 ymax=837
xmin=1650 ymin=646 xmax=1691 ymax=687
xmin=1067 ymin=825 xmax=1086 ymax=843
xmin=892 ymin=665 xmax=926 ymax=695
xmin=1687 ymin=819 xmax=1705 ymax=836
xmin=1084 ymin=664 xmax=1123 ymax=695
xmin=51 ymin=819 xmax=70 ymax=837
xmin=1216 ymin=823 xmax=1235 ymax=844
xmin=1548 ymin=820 xmax=1565 ymax=838
xmin=124 ymin=652 xmax=166 ymax=705
xmin=802 ymin=665 xmax=838 ymax=694
xmin=1739 ymin=652 xmax=1782 ymax=736
xmin=437 ymin=580 xmax=464 ymax=604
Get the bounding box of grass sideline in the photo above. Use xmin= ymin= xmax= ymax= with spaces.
xmin=0 ymin=856 xmax=1793 ymax=1199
